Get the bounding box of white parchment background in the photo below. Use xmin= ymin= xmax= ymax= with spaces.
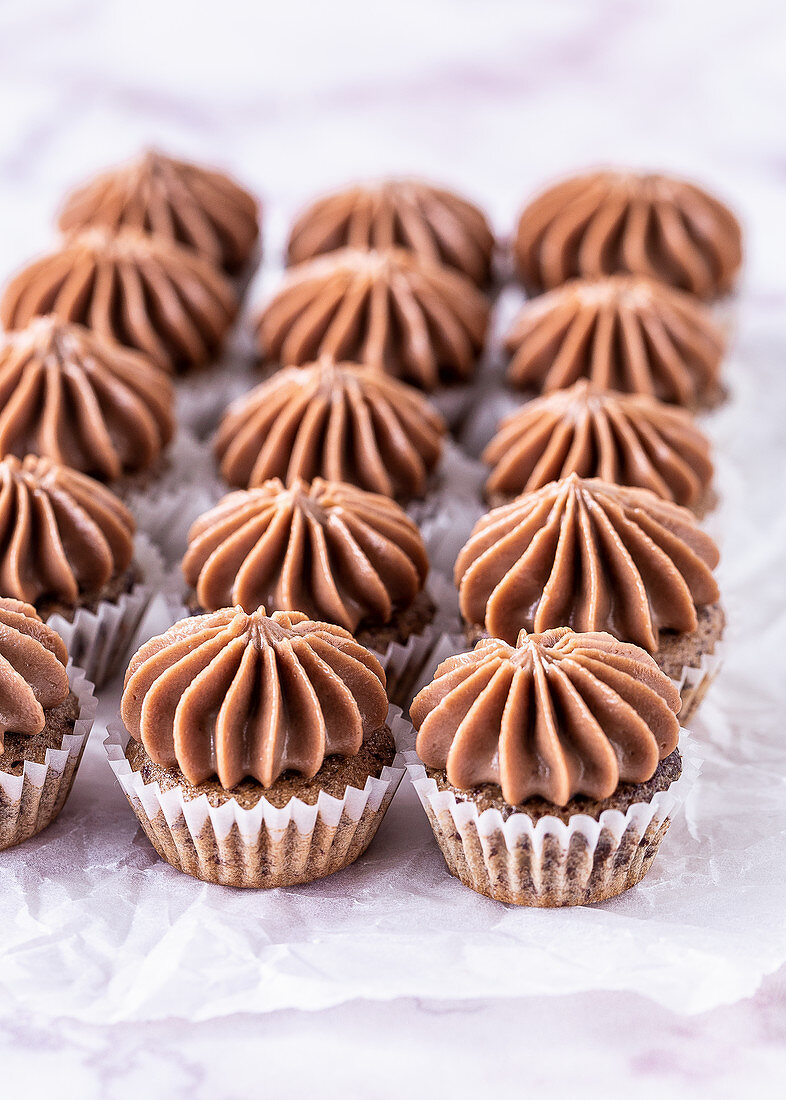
xmin=0 ymin=0 xmax=785 ymax=1092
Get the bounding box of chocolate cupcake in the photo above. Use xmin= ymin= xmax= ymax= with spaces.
xmin=483 ymin=381 xmax=714 ymax=513
xmin=181 ymin=477 xmax=433 ymax=652
xmin=407 ymin=628 xmax=694 ymax=906
xmin=0 ymin=598 xmax=96 ymax=851
xmin=105 ymin=607 xmax=407 ymax=887
xmin=503 ymin=276 xmax=725 ymax=407
xmin=255 ymin=247 xmax=489 ymax=392
xmin=513 ymin=169 xmax=742 ymax=299
xmin=0 ymin=228 xmax=238 ymax=374
xmin=287 ymin=178 xmax=494 ymax=287
xmin=454 ymin=475 xmax=722 ymax=721
xmin=0 ymin=455 xmax=160 ymax=685
xmin=0 ymin=316 xmax=175 ymax=487
xmin=215 ymin=358 xmax=446 ymax=501
xmin=57 ymin=149 xmax=260 ymax=277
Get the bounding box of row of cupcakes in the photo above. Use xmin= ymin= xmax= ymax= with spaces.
xmin=0 ymin=156 xmax=739 ymax=909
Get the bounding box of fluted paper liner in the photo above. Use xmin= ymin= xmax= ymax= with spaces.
xmin=406 ymin=730 xmax=702 ymax=907
xmin=0 ymin=663 xmax=97 ymax=852
xmin=668 ymin=644 xmax=724 ymax=726
xmin=47 ymin=535 xmax=164 ymax=689
xmin=104 ymin=706 xmax=411 ymax=889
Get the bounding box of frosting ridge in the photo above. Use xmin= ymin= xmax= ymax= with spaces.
xmin=0 ymin=597 xmax=70 ymax=746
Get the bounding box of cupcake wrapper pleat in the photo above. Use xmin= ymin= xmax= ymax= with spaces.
xmin=405 ymin=730 xmax=701 ymax=907
xmin=671 ymin=646 xmax=724 ymax=725
xmin=0 ymin=664 xmax=97 ymax=852
xmin=104 ymin=707 xmax=413 ymax=888
xmin=47 ymin=535 xmax=164 ymax=689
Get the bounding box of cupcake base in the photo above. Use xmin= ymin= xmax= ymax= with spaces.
xmin=105 ymin=708 xmax=411 ymax=889
xmin=355 ymin=590 xmax=436 ymax=651
xmin=0 ymin=664 xmax=97 ymax=851
xmin=406 ymin=735 xmax=700 ymax=907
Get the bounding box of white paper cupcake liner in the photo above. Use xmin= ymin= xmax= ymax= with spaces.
xmin=667 ymin=644 xmax=724 ymax=726
xmin=174 ymin=317 xmax=259 ymax=439
xmin=104 ymin=706 xmax=412 ymax=889
xmin=409 ymin=441 xmax=487 ymax=578
xmin=0 ymin=663 xmax=97 ymax=852
xmin=46 ymin=535 xmax=164 ymax=690
xmin=405 ymin=728 xmax=702 ymax=907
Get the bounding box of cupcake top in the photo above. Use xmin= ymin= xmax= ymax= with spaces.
xmin=57 ymin=149 xmax=260 ymax=274
xmin=215 ymin=357 xmax=446 ymax=500
xmin=0 ymin=316 xmax=175 ymax=481
xmin=0 ymin=455 xmax=135 ymax=607
xmin=455 ymin=474 xmax=720 ymax=651
xmin=483 ymin=380 xmax=713 ymax=510
xmin=182 ymin=477 xmax=429 ymax=631
xmin=255 ymin=247 xmax=489 ymax=391
xmin=121 ymin=607 xmax=389 ymax=788
xmin=410 ymin=627 xmax=681 ymax=806
xmin=0 ymin=597 xmax=70 ymax=746
xmin=0 ymin=228 xmax=237 ymax=373
xmin=287 ymin=179 xmax=494 ymax=286
xmin=504 ymin=275 xmax=724 ymax=405
xmin=514 ymin=169 xmax=742 ymax=299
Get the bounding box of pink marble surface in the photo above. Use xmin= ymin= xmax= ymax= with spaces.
xmin=1 ymin=0 xmax=785 ymax=1094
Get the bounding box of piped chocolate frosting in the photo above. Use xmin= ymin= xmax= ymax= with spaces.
xmin=287 ymin=179 xmax=494 ymax=286
xmin=514 ymin=170 xmax=742 ymax=299
xmin=410 ymin=627 xmax=681 ymax=807
xmin=121 ymin=607 xmax=389 ymax=788
xmin=255 ymin=247 xmax=489 ymax=391
xmin=455 ymin=475 xmax=719 ymax=651
xmin=215 ymin=358 xmax=445 ymax=500
xmin=0 ymin=597 xmax=70 ymax=746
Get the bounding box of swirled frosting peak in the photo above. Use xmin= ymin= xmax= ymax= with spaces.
xmin=0 ymin=455 xmax=135 ymax=606
xmin=504 ymin=275 xmax=724 ymax=405
xmin=182 ymin=478 xmax=429 ymax=630
xmin=410 ymin=628 xmax=681 ymax=806
xmin=215 ymin=357 xmax=446 ymax=500
xmin=514 ymin=170 xmax=742 ymax=299
xmin=455 ymin=475 xmax=719 ymax=651
xmin=0 ymin=228 xmax=238 ymax=373
xmin=57 ymin=149 xmax=260 ymax=274
xmin=0 ymin=597 xmax=70 ymax=747
xmin=0 ymin=317 xmax=175 ymax=480
xmin=255 ymin=247 xmax=489 ymax=391
xmin=287 ymin=179 xmax=494 ymax=286
xmin=121 ymin=607 xmax=389 ymax=788
xmin=484 ymin=380 xmax=713 ymax=509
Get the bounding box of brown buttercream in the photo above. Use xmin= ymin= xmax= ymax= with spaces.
xmin=484 ymin=381 xmax=713 ymax=509
xmin=514 ymin=170 xmax=742 ymax=299
xmin=58 ymin=149 xmax=259 ymax=274
xmin=255 ymin=247 xmax=489 ymax=391
xmin=121 ymin=607 xmax=389 ymax=788
xmin=504 ymin=275 xmax=724 ymax=405
xmin=0 ymin=596 xmax=70 ymax=747
xmin=0 ymin=455 xmax=135 ymax=607
xmin=183 ymin=477 xmax=429 ymax=631
xmin=287 ymin=179 xmax=494 ymax=286
xmin=0 ymin=228 xmax=237 ymax=373
xmin=410 ymin=627 xmax=681 ymax=806
xmin=215 ymin=358 xmax=446 ymax=500
xmin=455 ymin=475 xmax=719 ymax=651
xmin=0 ymin=316 xmax=174 ymax=480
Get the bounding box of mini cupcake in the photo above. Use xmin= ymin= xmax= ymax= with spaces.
xmin=513 ymin=169 xmax=742 ymax=298
xmin=0 ymin=228 xmax=238 ymax=374
xmin=454 ymin=475 xmax=722 ymax=721
xmin=483 ymin=381 xmax=714 ymax=514
xmin=503 ymin=276 xmax=725 ymax=407
xmin=0 ymin=598 xmax=96 ymax=851
xmin=407 ymin=628 xmax=695 ymax=906
xmin=214 ymin=357 xmax=446 ymax=501
xmin=0 ymin=316 xmax=175 ymax=491
xmin=57 ymin=149 xmax=260 ymax=278
xmin=0 ymin=454 xmax=160 ymax=686
xmin=286 ymin=178 xmax=495 ymax=287
xmin=255 ymin=248 xmax=490 ymax=393
xmin=105 ymin=607 xmax=407 ymax=887
xmin=181 ymin=477 xmax=433 ymax=652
